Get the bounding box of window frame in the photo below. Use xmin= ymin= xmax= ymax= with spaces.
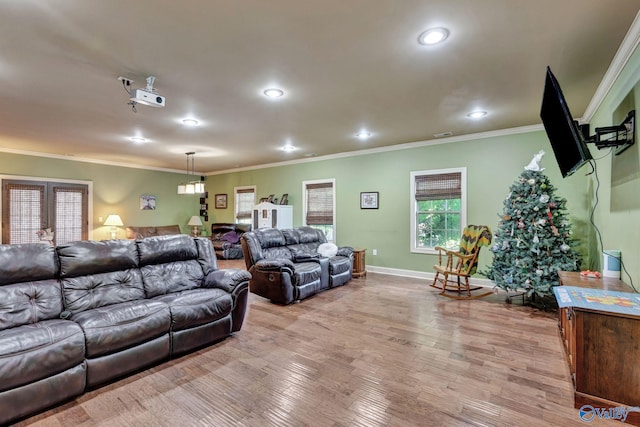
xmin=410 ymin=167 xmax=466 ymax=254
xmin=302 ymin=178 xmax=336 ymax=242
xmin=0 ymin=175 xmax=93 ymax=244
xmin=234 ymin=185 xmax=256 ymax=225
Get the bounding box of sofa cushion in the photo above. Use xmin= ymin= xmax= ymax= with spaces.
xmin=137 ymin=234 xmax=198 ymax=266
xmin=255 ymin=228 xmax=287 ymax=248
xmin=0 ymin=243 xmax=57 ymax=286
xmin=329 ymin=256 xmax=352 ymax=275
xmin=57 ymin=240 xmax=139 ymax=278
xmin=141 ymin=260 xmax=204 ymax=298
xmin=152 ymin=288 xmax=232 ymax=331
xmin=61 ymin=269 xmax=146 ymax=313
xmin=294 ymin=261 xmax=322 ymax=286
xmin=71 ymin=300 xmax=170 ymax=358
xmin=0 ymin=279 xmax=64 ymax=329
xmin=0 ymin=319 xmax=85 ymax=391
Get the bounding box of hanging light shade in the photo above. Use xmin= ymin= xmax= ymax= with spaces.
xmin=177 ymin=152 xmax=206 ymax=195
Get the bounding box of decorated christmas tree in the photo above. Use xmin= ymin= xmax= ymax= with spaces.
xmin=485 ymin=151 xmax=582 ymax=298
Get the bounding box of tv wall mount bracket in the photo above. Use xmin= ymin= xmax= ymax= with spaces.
xmin=584 ymin=110 xmax=635 ymax=155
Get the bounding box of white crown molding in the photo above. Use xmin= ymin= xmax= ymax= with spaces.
xmin=581 ymin=10 xmax=640 ymax=122
xmin=207 ymin=124 xmax=544 ymax=176
xmin=0 ymin=147 xmax=188 ymax=175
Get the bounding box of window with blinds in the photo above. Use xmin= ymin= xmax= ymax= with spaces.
xmin=235 ymin=186 xmax=256 ymax=224
xmin=303 ymin=179 xmax=335 ymax=241
xmin=410 ymin=168 xmax=466 ymax=253
xmin=2 ymin=179 xmax=89 ymax=245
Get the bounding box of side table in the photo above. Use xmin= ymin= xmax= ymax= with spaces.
xmin=352 ymin=248 xmax=366 ymax=278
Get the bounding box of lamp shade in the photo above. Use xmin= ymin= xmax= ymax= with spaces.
xmin=104 ymin=214 xmax=124 ymax=226
xmin=188 ymin=216 xmax=203 ymax=226
xmin=194 ymin=182 xmax=206 ymax=193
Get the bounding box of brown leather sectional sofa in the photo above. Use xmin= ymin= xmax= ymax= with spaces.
xmin=241 ymin=226 xmax=353 ymax=304
xmin=125 ymin=224 xmax=181 ymax=239
xmin=0 ymin=234 xmax=251 ymax=425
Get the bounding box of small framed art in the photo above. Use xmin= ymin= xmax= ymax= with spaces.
xmin=215 ymin=194 xmax=227 ymax=209
xmin=360 ymin=192 xmax=378 ymax=209
xmin=140 ymin=195 xmax=156 ymax=210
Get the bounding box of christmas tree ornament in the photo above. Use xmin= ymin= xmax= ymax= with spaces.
xmin=533 ymin=234 xmax=539 ymax=243
xmin=528 ymin=178 xmax=536 ymax=185
xmin=540 ymin=194 xmax=550 ymax=203
xmin=560 ymin=243 xmax=570 ymax=252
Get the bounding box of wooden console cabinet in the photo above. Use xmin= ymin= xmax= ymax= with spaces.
xmin=557 ymin=271 xmax=640 ymax=425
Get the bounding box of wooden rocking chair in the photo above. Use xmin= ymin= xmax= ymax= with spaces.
xmin=431 ymin=225 xmax=493 ymax=299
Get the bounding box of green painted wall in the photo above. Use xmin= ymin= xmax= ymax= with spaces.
xmin=0 ymin=152 xmax=200 ymax=240
xmin=206 ymin=130 xmax=590 ymax=274
xmin=587 ymin=41 xmax=640 ymax=290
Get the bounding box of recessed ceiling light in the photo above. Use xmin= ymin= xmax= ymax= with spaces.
xmin=356 ymin=131 xmax=372 ymax=140
xmin=418 ymin=28 xmax=449 ymax=45
xmin=466 ymin=110 xmax=488 ymax=119
xmin=282 ymin=145 xmax=296 ymax=152
xmin=182 ymin=118 xmax=199 ymax=126
xmin=130 ymin=136 xmax=147 ymax=143
xmin=264 ymin=88 xmax=284 ymax=98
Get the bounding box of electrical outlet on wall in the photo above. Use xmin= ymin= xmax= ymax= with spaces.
xmin=372 ymin=249 xmax=377 ymax=256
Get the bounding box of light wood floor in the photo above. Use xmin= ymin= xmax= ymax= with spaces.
xmin=15 ymin=268 xmax=621 ymax=426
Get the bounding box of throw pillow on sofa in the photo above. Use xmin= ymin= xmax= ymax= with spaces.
xmin=318 ymin=242 xmax=338 ymax=258
xmin=221 ymin=231 xmax=241 ymax=244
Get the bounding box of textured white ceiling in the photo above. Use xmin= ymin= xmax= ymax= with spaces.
xmin=0 ymin=0 xmax=638 ymax=172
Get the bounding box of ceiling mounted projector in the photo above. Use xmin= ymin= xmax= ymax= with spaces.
xmin=120 ymin=75 xmax=166 ymax=108
xmin=130 ymin=88 xmax=165 ymax=107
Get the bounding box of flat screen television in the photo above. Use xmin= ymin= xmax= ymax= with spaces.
xmin=540 ymin=66 xmax=593 ymax=177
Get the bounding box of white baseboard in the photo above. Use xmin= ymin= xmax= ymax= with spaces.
xmin=365 ymin=265 xmax=495 ymax=288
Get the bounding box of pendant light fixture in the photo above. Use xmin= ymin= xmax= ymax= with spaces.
xmin=177 ymin=152 xmax=205 ymax=195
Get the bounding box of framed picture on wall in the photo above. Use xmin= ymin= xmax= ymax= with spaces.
xmin=360 ymin=192 xmax=378 ymax=209
xmin=140 ymin=195 xmax=156 ymax=210
xmin=215 ymin=194 xmax=227 ymax=209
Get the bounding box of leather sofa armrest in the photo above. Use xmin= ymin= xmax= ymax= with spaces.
xmin=292 ymin=253 xmax=320 ymax=263
xmin=337 ymin=246 xmax=354 ymax=257
xmin=204 ymin=268 xmax=252 ymax=333
xmin=254 ymin=258 xmax=295 ymax=271
xmin=204 ymin=269 xmax=251 ymax=295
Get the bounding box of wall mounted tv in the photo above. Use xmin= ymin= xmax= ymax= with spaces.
xmin=541 ymin=66 xmax=635 ymax=178
xmin=540 ymin=67 xmax=593 ymax=178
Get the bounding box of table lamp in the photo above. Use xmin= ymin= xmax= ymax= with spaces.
xmin=104 ymin=214 xmax=124 ymax=239
xmin=188 ymin=215 xmax=203 ymax=237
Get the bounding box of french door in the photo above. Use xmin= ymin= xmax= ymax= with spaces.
xmin=1 ymin=179 xmax=88 ymax=245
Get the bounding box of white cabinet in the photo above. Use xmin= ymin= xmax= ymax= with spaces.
xmin=252 ymin=202 xmax=293 ymax=229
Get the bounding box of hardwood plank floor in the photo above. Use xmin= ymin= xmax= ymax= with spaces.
xmin=14 ymin=269 xmax=622 ymax=426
